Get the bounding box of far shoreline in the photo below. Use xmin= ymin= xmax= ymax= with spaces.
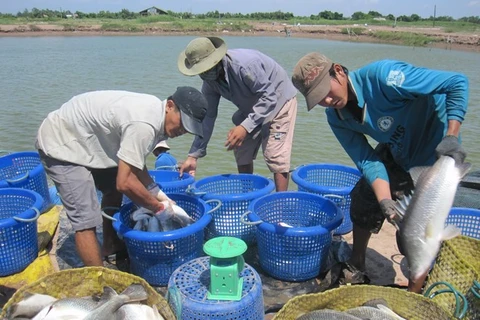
xmin=1 ymin=25 xmax=479 ymax=54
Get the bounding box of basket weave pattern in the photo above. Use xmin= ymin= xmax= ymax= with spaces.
xmin=1 ymin=267 xmax=175 ymax=319
xmin=425 ymin=236 xmax=480 ymax=320
xmin=273 ymin=285 xmax=452 ymax=320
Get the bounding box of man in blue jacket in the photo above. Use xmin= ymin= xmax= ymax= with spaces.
xmin=177 ymin=37 xmax=298 ymax=191
xmin=292 ymin=52 xmax=469 ymax=292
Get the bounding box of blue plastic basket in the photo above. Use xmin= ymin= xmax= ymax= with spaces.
xmin=243 ymin=191 xmax=343 ymax=282
xmin=122 ymin=171 xmax=195 ymax=205
xmin=0 ymin=151 xmax=52 ymax=213
xmin=149 ymin=170 xmax=195 ymax=193
xmin=188 ymin=174 xmax=275 ymax=245
xmin=447 ymin=207 xmax=480 ymax=240
xmin=0 ymin=188 xmax=43 ymax=276
xmin=167 ymin=256 xmax=264 ymax=320
xmin=112 ymin=193 xmax=219 ymax=286
xmin=291 ymin=163 xmax=362 ymax=235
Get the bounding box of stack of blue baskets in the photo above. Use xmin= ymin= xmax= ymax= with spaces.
xmin=292 ymin=163 xmax=362 ymax=235
xmin=189 ymin=174 xmax=275 ymax=245
xmin=0 ymin=151 xmax=52 ymax=213
xmin=167 ymin=256 xmax=264 ymax=320
xmin=0 ymin=188 xmax=43 ymax=276
xmin=113 ymin=193 xmax=217 ymax=286
xmin=447 ymin=207 xmax=480 ymax=239
xmin=245 ymin=191 xmax=343 ymax=281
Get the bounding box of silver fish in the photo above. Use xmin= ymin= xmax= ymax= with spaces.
xmin=85 ymin=284 xmax=148 ymax=320
xmin=115 ymin=304 xmax=165 ymax=320
xmin=8 ymin=292 xmax=57 ymax=319
xmin=398 ymin=156 xmax=471 ymax=291
xmin=32 ymin=296 xmax=98 ymax=320
xmin=156 ymin=201 xmax=194 ymax=231
xmin=346 ymin=306 xmax=405 ymax=320
xmin=296 ymin=309 xmax=362 ymax=320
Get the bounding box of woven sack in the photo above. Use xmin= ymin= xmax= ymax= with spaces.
xmin=273 ymin=285 xmax=452 ymax=320
xmin=1 ymin=266 xmax=175 ymax=319
xmin=425 ymin=235 xmax=480 ymax=320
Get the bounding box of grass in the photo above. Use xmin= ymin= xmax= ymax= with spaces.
xmin=372 ymin=31 xmax=436 ymax=46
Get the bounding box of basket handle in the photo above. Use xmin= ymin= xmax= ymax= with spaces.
xmin=13 ymin=207 xmax=41 ymax=222
xmin=471 ymin=280 xmax=480 ymax=299
xmin=240 ymin=211 xmax=262 ymax=225
xmin=6 ymin=172 xmax=29 ymax=184
xmin=424 ymin=281 xmax=468 ymax=319
xmin=185 ymin=186 xmax=207 ymax=197
xmin=101 ymin=206 xmax=120 ymax=222
xmin=324 ymin=194 xmax=346 ymax=206
xmin=204 ymin=199 xmax=222 ymax=213
xmin=154 ymin=165 xmax=179 ymax=171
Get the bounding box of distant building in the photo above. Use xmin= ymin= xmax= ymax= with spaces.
xmin=139 ymin=6 xmax=168 ymax=16
xmin=373 ymin=17 xmax=386 ymax=21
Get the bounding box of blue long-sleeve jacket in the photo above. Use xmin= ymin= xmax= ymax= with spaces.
xmin=326 ymin=60 xmax=469 ymax=185
xmin=188 ymin=49 xmax=297 ymax=158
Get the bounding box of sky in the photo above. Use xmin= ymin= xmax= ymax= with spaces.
xmin=0 ymin=0 xmax=479 ymax=19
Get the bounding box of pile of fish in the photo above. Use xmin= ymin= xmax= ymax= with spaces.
xmin=296 ymin=299 xmax=405 ymax=320
xmin=130 ymin=201 xmax=194 ymax=232
xmin=7 ymin=283 xmax=164 ymax=320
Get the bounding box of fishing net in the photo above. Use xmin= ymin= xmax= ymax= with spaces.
xmin=0 ymin=266 xmax=176 ymax=319
xmin=273 ymin=285 xmax=453 ymax=320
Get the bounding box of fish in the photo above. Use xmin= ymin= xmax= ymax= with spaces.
xmin=8 ymin=292 xmax=57 ymax=319
xmin=296 ymin=309 xmax=362 ymax=320
xmin=115 ymin=304 xmax=165 ymax=320
xmin=155 ymin=201 xmax=194 ymax=231
xmin=32 ymin=296 xmax=98 ymax=320
xmin=84 ymin=284 xmax=148 ymax=320
xmin=397 ymin=156 xmax=471 ymax=292
xmin=345 ymin=306 xmax=405 ymax=320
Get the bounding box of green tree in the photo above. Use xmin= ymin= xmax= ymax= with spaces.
xmin=351 ymin=11 xmax=367 ymax=20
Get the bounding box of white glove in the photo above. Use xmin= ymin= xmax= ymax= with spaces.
xmin=155 ymin=200 xmax=194 ymax=231
xmin=147 ymin=183 xmax=169 ymax=202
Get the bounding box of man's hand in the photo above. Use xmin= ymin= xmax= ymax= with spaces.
xmin=225 ymin=125 xmax=247 ymax=151
xmin=435 ymin=135 xmax=467 ymax=164
xmin=379 ymin=199 xmax=402 ymax=229
xmin=179 ymin=156 xmax=198 ymax=177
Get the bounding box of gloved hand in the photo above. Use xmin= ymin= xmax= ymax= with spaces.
xmin=155 ymin=200 xmax=193 ymax=231
xmin=435 ymin=135 xmax=467 ymax=164
xmin=147 ymin=182 xmax=170 ymax=202
xmin=379 ymin=199 xmax=402 ymax=230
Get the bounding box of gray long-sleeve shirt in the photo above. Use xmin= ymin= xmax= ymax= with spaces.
xmin=188 ymin=49 xmax=297 ymax=158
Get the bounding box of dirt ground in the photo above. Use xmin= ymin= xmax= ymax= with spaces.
xmin=0 ymin=22 xmax=479 ymax=53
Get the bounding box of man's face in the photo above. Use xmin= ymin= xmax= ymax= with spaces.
xmin=318 ymin=65 xmax=349 ymax=109
xmin=164 ymin=100 xmax=187 ymax=138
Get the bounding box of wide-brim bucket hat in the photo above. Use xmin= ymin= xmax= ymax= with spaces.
xmin=178 ymin=37 xmax=227 ymax=76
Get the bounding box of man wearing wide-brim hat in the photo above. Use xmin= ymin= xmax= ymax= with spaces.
xmin=177 ymin=36 xmax=298 ymax=191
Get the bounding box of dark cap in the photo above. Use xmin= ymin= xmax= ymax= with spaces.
xmin=292 ymin=52 xmax=333 ymax=111
xmin=171 ymin=86 xmax=207 ymax=138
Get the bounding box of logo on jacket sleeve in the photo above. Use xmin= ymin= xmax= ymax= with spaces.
xmin=377 ymin=116 xmax=394 ymax=132
xmin=386 ymin=70 xmax=405 ymax=87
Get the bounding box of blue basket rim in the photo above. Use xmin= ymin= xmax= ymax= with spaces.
xmin=112 ymin=193 xmax=212 ymax=241
xmin=190 ymin=173 xmax=275 ymax=200
xmin=246 ymin=191 xmax=343 ymax=236
xmin=449 ymin=207 xmax=480 ymax=216
xmin=0 ymin=188 xmax=44 ymax=228
xmin=0 ymin=151 xmax=44 ymax=187
xmin=0 ymin=150 xmax=40 ymax=161
xmin=148 ymin=170 xmax=194 ymax=182
xmin=291 ymin=163 xmax=362 ymax=194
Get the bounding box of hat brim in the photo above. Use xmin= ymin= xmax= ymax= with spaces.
xmin=305 ymin=76 xmax=331 ymax=111
xmin=178 ymin=37 xmax=227 ymax=76
xmin=180 ymin=109 xmax=203 ymax=138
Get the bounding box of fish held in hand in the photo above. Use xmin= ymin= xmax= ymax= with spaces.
xmin=397 ymin=156 xmax=471 ymax=292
